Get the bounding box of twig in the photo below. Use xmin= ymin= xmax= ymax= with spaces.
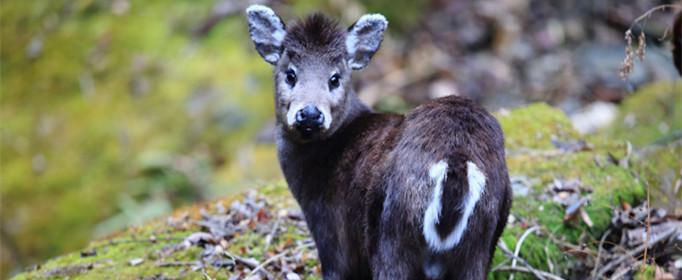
xmin=620 ymin=4 xmax=681 ymax=79
xmin=628 ymin=4 xmax=682 ymax=31
xmin=223 ymin=251 xmax=259 ymax=269
xmin=595 ymin=227 xmax=678 ymax=278
xmin=591 ymin=229 xmax=612 ymax=278
xmin=155 ymin=261 xmax=201 ymax=267
xmin=496 ymin=241 xmax=550 ymax=280
xmin=249 ymin=249 xmax=289 ymax=277
xmin=494 ymin=266 xmax=566 ymax=280
xmin=609 ymin=261 xmax=643 ymax=280
xmin=202 ymin=268 xmax=215 ymax=280
xmin=491 ymin=258 xmax=511 ymax=272
xmin=510 ymin=226 xmax=540 ymax=280
xmin=544 ymin=245 xmax=554 ymax=274
xmin=248 ymin=241 xmax=315 ymax=277
xmin=547 ymin=234 xmax=595 ymax=257
xmin=643 ymin=182 xmax=652 ymax=272
xmin=262 ymin=216 xmax=281 ymax=255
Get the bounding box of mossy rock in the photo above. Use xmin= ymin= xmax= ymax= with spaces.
xmin=497 ymin=103 xmax=581 ymax=150
xmin=606 ymin=81 xmax=682 ymax=147
xmin=12 ymin=104 xmax=647 ymax=279
xmin=601 ymin=80 xmax=681 ymax=214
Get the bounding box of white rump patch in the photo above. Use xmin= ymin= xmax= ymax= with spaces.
xmin=423 ymin=161 xmax=486 ymax=252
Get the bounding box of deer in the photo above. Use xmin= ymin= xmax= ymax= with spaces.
xmin=246 ymin=5 xmax=512 ymax=279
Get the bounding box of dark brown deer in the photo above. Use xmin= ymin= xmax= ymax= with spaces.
xmin=246 ymin=5 xmax=512 ymax=279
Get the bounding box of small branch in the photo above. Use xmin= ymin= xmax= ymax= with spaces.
xmin=595 ymin=227 xmax=679 ymax=278
xmin=544 ymin=245 xmax=555 ymax=274
xmin=223 ymin=251 xmax=259 ymax=268
xmin=247 ymin=241 xmax=315 ymax=277
xmin=156 ymin=261 xmax=201 ymax=267
xmin=643 ymin=186 xmax=652 ymax=270
xmin=609 ymin=260 xmax=643 ymax=280
xmin=248 ymin=249 xmax=288 ymax=276
xmin=628 ymin=4 xmax=682 ymax=31
xmin=510 ymin=226 xmax=540 ymax=280
xmin=591 ymin=229 xmax=612 ymax=278
xmin=262 ymin=216 xmax=281 ymax=255
xmin=497 ymin=240 xmax=552 ymax=280
xmin=620 ymin=4 xmax=681 ymax=79
xmin=202 ymin=267 xmax=215 ymax=280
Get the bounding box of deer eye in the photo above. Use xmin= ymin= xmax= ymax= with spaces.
xmin=285 ymin=69 xmax=297 ymax=86
xmin=328 ymin=73 xmax=340 ymax=90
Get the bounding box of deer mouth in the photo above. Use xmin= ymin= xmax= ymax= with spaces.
xmin=294 ymin=123 xmax=323 ymax=140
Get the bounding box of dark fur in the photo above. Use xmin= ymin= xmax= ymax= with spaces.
xmin=285 ymin=13 xmax=345 ymax=56
xmin=253 ymin=11 xmax=512 ymax=280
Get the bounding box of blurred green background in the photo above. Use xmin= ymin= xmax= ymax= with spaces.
xmin=1 ymin=0 xmax=678 ymax=277
xmin=1 ymin=0 xmax=426 ymax=275
xmin=1 ymin=0 xmax=285 ymax=275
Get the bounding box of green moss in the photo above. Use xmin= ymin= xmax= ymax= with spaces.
xmin=634 ymin=265 xmax=656 ymax=280
xmin=603 ymin=80 xmax=681 ymax=212
xmin=0 ymin=1 xmax=283 ymax=274
xmin=11 ymin=101 xmax=652 ymax=278
xmin=606 ymin=81 xmax=682 ymax=146
xmin=494 ymin=105 xmax=645 ymax=278
xmin=498 ymin=103 xmax=580 ymax=150
xmin=12 ymin=233 xmax=203 ymax=279
xmin=496 ymin=148 xmax=644 ymax=278
xmin=12 ymin=184 xmax=316 ymax=279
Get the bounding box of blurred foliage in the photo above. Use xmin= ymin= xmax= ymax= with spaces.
xmin=0 ymin=0 xmax=424 ymax=276
xmin=357 ymin=0 xmax=426 ymax=32
xmin=0 ymin=0 xmax=284 ymax=275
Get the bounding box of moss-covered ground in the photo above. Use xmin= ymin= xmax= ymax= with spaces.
xmin=13 ymin=81 xmax=681 ymax=279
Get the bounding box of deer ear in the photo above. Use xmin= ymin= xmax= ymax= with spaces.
xmin=346 ymin=14 xmax=387 ymax=70
xmin=246 ymin=5 xmax=286 ymax=65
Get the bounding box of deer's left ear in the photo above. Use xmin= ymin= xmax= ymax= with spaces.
xmin=346 ymin=14 xmax=388 ymax=70
xmin=246 ymin=5 xmax=287 ymax=65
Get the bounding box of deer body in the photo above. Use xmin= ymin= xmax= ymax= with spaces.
xmin=247 ymin=5 xmax=512 ymax=279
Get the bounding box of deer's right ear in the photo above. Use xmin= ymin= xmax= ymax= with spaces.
xmin=246 ymin=5 xmax=286 ymax=65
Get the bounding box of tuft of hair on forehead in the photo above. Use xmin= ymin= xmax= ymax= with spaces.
xmin=284 ymin=13 xmax=345 ymax=56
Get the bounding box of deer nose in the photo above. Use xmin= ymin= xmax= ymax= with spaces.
xmin=295 ymin=105 xmax=324 ymax=129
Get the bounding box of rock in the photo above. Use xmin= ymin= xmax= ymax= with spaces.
xmin=128 ymin=258 xmax=144 ymax=266
xmin=285 ymin=272 xmax=301 ymax=280
xmin=570 ymin=101 xmax=618 ymax=134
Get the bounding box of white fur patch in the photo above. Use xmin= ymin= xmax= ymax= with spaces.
xmin=285 ymin=102 xmax=332 ymax=130
xmin=319 ymin=106 xmax=332 ymax=130
xmin=286 ymin=101 xmax=306 ymax=127
xmin=423 ymin=161 xmax=486 ymax=252
xmin=264 ymin=53 xmax=280 ymax=63
xmin=423 ymin=160 xmax=448 ymax=249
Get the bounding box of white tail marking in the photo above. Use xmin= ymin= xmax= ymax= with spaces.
xmin=423 ymin=161 xmax=486 ymax=252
